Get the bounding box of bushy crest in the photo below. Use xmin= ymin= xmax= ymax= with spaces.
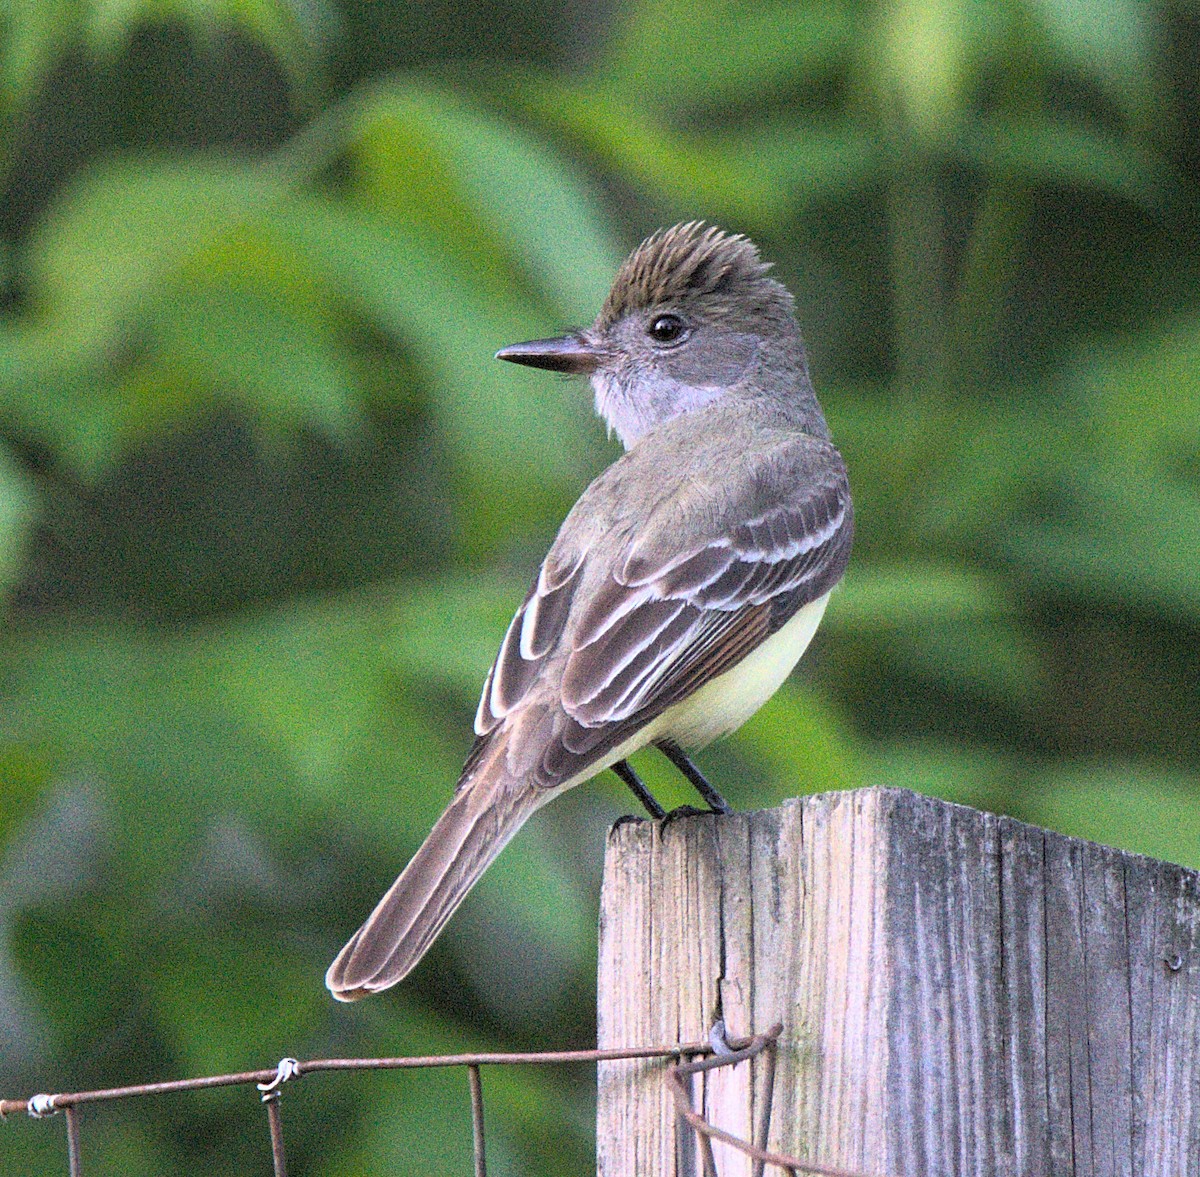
xmin=597 ymin=222 xmax=777 ymax=326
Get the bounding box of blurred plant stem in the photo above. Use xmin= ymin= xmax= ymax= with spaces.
xmin=952 ymin=181 xmax=1029 ymax=389
xmin=888 ymin=139 xmax=948 ymax=393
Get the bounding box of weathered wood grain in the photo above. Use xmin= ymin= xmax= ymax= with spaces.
xmin=596 ymin=787 xmax=1200 ymax=1177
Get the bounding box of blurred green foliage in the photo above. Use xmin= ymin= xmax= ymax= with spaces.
xmin=1 ymin=0 xmax=1199 ymax=1172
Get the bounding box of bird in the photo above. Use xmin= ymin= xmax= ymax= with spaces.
xmin=326 ymin=222 xmax=853 ymax=1000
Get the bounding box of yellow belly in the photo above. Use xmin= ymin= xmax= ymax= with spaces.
xmin=657 ymin=591 xmax=831 ymax=746
xmin=558 ymin=591 xmax=831 ymax=792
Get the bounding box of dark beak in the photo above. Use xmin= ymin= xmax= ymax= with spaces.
xmin=495 ymin=334 xmax=605 ymax=374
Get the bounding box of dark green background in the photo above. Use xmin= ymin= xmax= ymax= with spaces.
xmin=1 ymin=1 xmax=1198 ymax=1173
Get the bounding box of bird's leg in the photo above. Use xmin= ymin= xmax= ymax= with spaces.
xmin=655 ymin=739 xmax=732 ymax=814
xmin=610 ymin=759 xmax=666 ymax=820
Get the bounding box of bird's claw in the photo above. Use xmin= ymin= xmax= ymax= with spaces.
xmin=660 ymin=804 xmax=709 ymax=827
xmin=611 ymin=813 xmax=650 ymax=833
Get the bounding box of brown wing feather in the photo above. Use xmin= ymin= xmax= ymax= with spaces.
xmin=473 ymin=549 xmax=585 ymax=736
xmin=466 ymin=436 xmax=852 ymax=792
xmin=562 ymin=463 xmax=850 ymax=726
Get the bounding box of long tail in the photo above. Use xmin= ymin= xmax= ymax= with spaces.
xmin=326 ymin=750 xmax=543 ymax=1001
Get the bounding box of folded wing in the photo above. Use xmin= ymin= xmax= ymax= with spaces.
xmin=469 ymin=434 xmax=853 ymax=788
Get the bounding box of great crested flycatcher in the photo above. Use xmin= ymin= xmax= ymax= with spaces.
xmin=327 ymin=222 xmax=853 ymax=1000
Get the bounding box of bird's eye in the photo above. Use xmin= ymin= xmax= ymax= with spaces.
xmin=648 ymin=314 xmax=687 ymax=345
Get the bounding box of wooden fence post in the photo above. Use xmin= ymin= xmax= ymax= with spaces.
xmin=596 ymin=787 xmax=1200 ymax=1177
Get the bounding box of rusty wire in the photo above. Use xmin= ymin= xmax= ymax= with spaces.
xmin=2 ymin=1026 xmax=879 ymax=1177
xmin=467 ymin=1064 xmax=486 ymax=1177
xmin=667 ymin=1025 xmax=885 ymax=1177
xmin=263 ymin=1094 xmax=288 ymax=1175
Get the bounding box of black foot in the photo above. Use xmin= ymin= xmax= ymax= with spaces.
xmin=611 ymin=812 xmax=649 ymax=833
xmin=655 ymin=739 xmax=732 ymax=814
xmin=660 ymin=804 xmax=710 ymax=827
xmin=611 ymin=759 xmax=666 ymax=820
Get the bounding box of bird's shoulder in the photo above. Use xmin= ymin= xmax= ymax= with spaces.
xmin=553 ymin=407 xmax=844 ymax=564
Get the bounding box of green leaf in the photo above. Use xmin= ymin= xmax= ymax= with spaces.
xmin=1085 ymin=315 xmax=1200 ymax=462
xmin=191 ymin=595 xmax=400 ymax=789
xmin=601 ymin=0 xmax=851 ymax=113
xmin=324 ymin=1060 xmax=482 ymax=1176
xmin=876 ymin=0 xmax=999 ymax=141
xmin=0 ymin=596 xmax=473 ymax=870
xmin=833 ymin=562 xmax=1014 ymax=630
xmin=1012 ymin=466 xmax=1200 ymax=616
xmin=270 ymin=196 xmax=603 ymax=546
xmin=144 ymin=934 xmax=329 ymax=1075
xmin=735 ymin=680 xmax=863 ymax=797
xmin=0 ymin=0 xmax=78 ymax=112
xmin=1029 ymin=0 xmax=1154 ymax=122
xmin=904 ymin=616 xmax=1045 ymax=704
xmin=0 ymin=741 xmax=53 ymax=851
xmin=182 ymin=591 xmax=466 ymax=843
xmin=153 ymin=273 xmax=365 ymax=443
xmin=960 ymin=114 xmax=1166 ymax=209
xmin=0 ymin=0 xmax=327 ymax=112
xmin=516 ymin=78 xmax=876 ymax=223
xmin=510 ymin=78 xmax=787 ymax=222
xmin=833 ymin=563 xmax=1043 ymax=703
xmin=387 ymin=570 xmax=529 ymax=696
xmin=355 ymin=82 xmax=622 ymax=322
xmin=28 ymin=155 xmax=280 ymax=361
xmin=719 ymin=119 xmax=880 ymax=206
xmin=2 ymin=626 xmax=301 ymax=870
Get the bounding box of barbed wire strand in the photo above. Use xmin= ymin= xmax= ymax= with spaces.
xmin=2 ymin=1027 xmax=887 ymax=1177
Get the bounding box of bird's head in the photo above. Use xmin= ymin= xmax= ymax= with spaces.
xmin=497 ymin=223 xmax=815 ymax=449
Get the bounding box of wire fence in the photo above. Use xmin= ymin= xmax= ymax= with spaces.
xmin=2 ymin=1021 xmax=876 ymax=1177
